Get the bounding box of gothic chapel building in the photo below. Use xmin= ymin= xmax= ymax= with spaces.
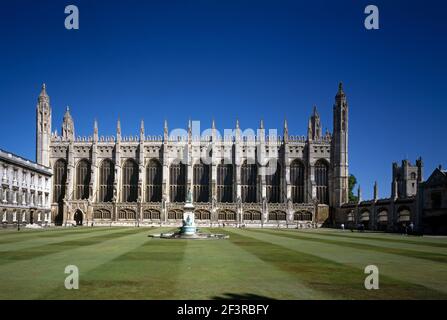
xmin=36 ymin=83 xmax=349 ymax=226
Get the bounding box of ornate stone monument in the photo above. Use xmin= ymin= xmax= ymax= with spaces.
xmin=151 ymin=188 xmax=229 ymax=240
xmin=181 ymin=188 xmax=197 ymax=236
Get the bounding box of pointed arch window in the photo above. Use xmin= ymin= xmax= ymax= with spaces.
xmin=291 ymin=160 xmax=305 ymax=203
xmin=169 ymin=163 xmax=186 ymax=202
xmin=98 ymin=159 xmax=114 ymax=202
xmin=193 ymin=161 xmax=210 ymax=202
xmin=241 ymin=161 xmax=257 ymax=203
xmin=217 ymin=161 xmax=233 ymax=203
xmin=146 ymin=159 xmax=162 ymax=202
xmin=266 ymin=161 xmax=281 ymax=203
xmin=122 ymin=159 xmax=138 ymax=202
xmin=315 ymin=159 xmax=329 ymax=204
xmin=53 ymin=159 xmax=67 ymax=203
xmin=75 ymin=159 xmax=91 ymax=200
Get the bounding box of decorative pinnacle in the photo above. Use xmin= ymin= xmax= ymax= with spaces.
xmin=64 ymin=106 xmax=71 ymax=118
xmin=236 ymin=119 xmax=240 ymax=129
xmin=39 ymin=83 xmax=48 ymax=97
xmin=188 ymin=118 xmax=192 ymax=137
xmin=337 ymin=82 xmax=345 ymax=97
xmin=260 ymin=119 xmax=264 ymax=129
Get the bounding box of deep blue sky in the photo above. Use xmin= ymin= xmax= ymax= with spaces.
xmin=0 ymin=0 xmax=446 ymax=199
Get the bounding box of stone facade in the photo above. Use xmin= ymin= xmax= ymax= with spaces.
xmin=419 ymin=167 xmax=447 ymax=234
xmin=35 ymin=83 xmax=350 ymax=227
xmin=0 ymin=149 xmax=52 ymax=226
xmin=335 ymin=160 xmax=447 ymax=234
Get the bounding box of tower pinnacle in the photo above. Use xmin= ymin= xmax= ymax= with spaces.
xmin=39 ymin=83 xmax=48 ymax=97
xmin=36 ymin=83 xmax=51 ymax=166
xmin=62 ymin=106 xmax=75 ymax=141
xmin=336 ymin=82 xmax=346 ymax=99
xmin=331 ymin=82 xmax=349 ymax=207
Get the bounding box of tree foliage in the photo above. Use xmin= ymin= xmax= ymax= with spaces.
xmin=349 ymin=174 xmax=359 ymax=202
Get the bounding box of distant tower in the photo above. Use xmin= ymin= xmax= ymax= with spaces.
xmin=331 ymin=83 xmax=349 ymax=207
xmin=62 ymin=106 xmax=75 ymax=141
xmin=36 ymin=83 xmax=51 ymax=167
xmin=391 ymin=158 xmax=423 ymax=198
xmin=307 ymin=106 xmax=322 ymax=140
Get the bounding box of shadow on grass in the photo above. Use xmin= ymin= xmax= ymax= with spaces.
xmin=212 ymin=293 xmax=275 ymax=300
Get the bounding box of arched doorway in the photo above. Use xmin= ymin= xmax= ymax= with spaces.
xmin=377 ymin=210 xmax=388 ymax=231
xmin=397 ymin=207 xmax=411 ymax=232
xmin=360 ymin=210 xmax=370 ymax=229
xmin=74 ymin=210 xmax=83 ymax=226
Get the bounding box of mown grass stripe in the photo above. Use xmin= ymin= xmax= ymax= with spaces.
xmin=170 ymin=228 xmax=325 ymax=300
xmin=0 ymin=228 xmax=146 ymax=267
xmin=224 ymin=229 xmax=447 ymax=299
xmin=39 ymin=228 xmax=176 ymax=300
xmin=234 ymin=228 xmax=447 ymax=295
xmin=0 ymin=227 xmax=115 ymax=245
xmin=0 ymin=227 xmax=136 ymax=253
xmin=0 ymin=228 xmax=160 ymax=300
xmin=259 ymin=229 xmax=447 ymax=264
xmin=299 ymin=229 xmax=447 ymax=248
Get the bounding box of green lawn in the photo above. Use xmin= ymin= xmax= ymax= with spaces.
xmin=0 ymin=226 xmax=446 ymax=299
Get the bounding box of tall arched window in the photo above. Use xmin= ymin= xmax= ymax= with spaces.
xmin=217 ymin=161 xmax=233 ymax=202
xmin=241 ymin=161 xmax=257 ymax=203
xmin=266 ymin=161 xmax=281 ymax=203
xmin=98 ymin=159 xmax=114 ymax=202
xmin=53 ymin=159 xmax=67 ymax=203
xmin=75 ymin=159 xmax=91 ymax=200
xmin=291 ymin=160 xmax=305 ymax=203
xmin=146 ymin=159 xmax=162 ymax=202
xmin=122 ymin=159 xmax=138 ymax=202
xmin=170 ymin=163 xmax=186 ymax=202
xmin=315 ymin=159 xmax=329 ymax=204
xmin=193 ymin=161 xmax=210 ymax=202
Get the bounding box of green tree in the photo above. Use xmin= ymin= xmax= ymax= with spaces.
xmin=349 ymin=174 xmax=359 ymax=202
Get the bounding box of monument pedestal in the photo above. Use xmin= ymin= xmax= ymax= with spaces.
xmin=181 ymin=202 xmax=196 ymax=236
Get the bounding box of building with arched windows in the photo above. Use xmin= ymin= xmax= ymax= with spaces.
xmin=34 ymin=83 xmax=350 ymax=227
xmin=335 ymin=159 xmax=447 ymax=234
xmin=0 ymin=81 xmax=430 ymax=233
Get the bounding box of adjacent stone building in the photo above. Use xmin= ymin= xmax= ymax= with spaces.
xmin=335 ymin=160 xmax=447 ymax=234
xmin=0 ymin=149 xmax=52 ymax=226
xmin=36 ymin=83 xmax=349 ymax=227
xmin=418 ymin=167 xmax=447 ymax=234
